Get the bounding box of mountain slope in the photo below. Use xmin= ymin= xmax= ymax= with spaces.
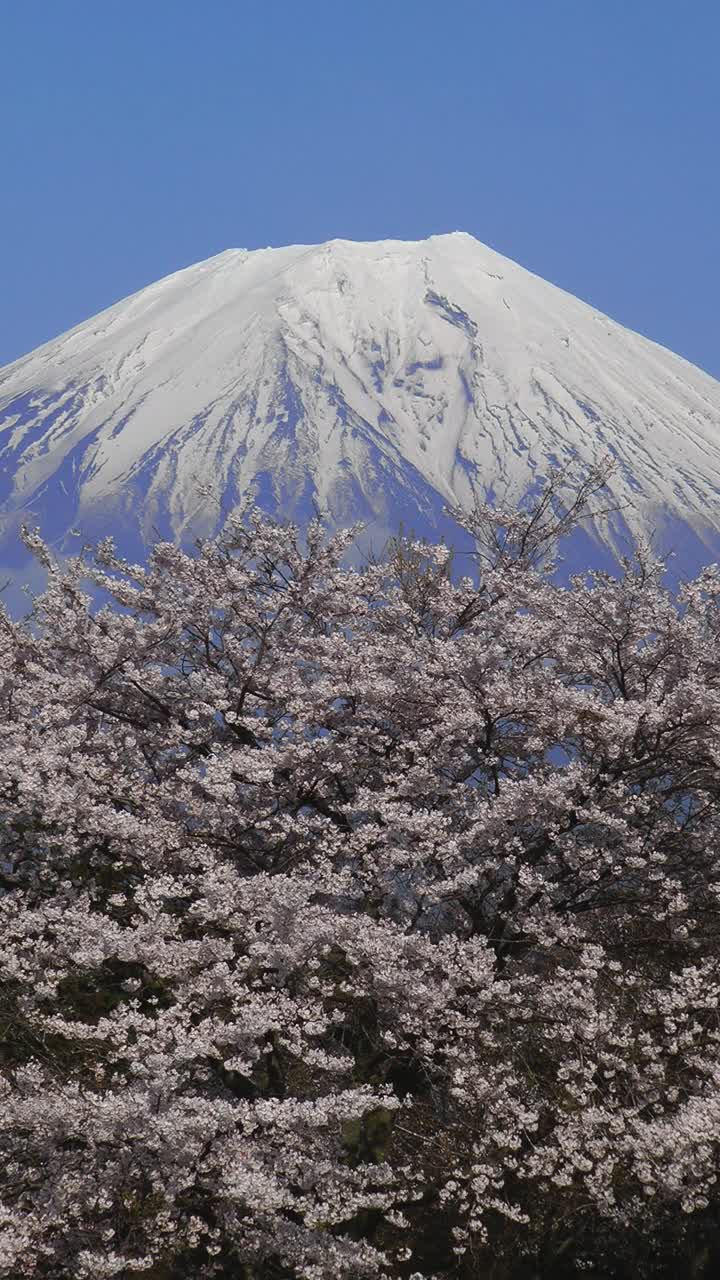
xmin=2 ymin=232 xmax=720 ymax=568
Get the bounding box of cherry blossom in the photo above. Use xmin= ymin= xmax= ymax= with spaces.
xmin=1 ymin=469 xmax=719 ymax=1277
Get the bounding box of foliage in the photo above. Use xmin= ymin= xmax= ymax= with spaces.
xmin=1 ymin=469 xmax=719 ymax=1277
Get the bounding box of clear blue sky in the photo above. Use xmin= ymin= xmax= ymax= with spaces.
xmin=2 ymin=0 xmax=719 ymax=376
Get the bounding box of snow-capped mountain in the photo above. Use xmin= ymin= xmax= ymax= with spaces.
xmin=2 ymin=232 xmax=720 ymax=571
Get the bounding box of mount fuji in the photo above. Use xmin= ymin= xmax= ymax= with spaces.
xmin=2 ymin=232 xmax=720 ymax=573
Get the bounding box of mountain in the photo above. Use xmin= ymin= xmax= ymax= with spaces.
xmin=2 ymin=232 xmax=720 ymax=573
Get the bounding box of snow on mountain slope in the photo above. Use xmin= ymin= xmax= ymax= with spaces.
xmin=2 ymin=232 xmax=720 ymax=569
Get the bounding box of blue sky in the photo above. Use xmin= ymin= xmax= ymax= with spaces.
xmin=2 ymin=0 xmax=719 ymax=375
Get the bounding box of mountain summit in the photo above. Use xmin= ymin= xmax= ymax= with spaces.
xmin=2 ymin=232 xmax=720 ymax=567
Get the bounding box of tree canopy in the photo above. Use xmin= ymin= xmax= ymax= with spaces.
xmin=1 ymin=473 xmax=719 ymax=1278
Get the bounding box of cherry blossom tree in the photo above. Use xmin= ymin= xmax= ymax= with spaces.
xmin=1 ymin=470 xmax=719 ymax=1278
